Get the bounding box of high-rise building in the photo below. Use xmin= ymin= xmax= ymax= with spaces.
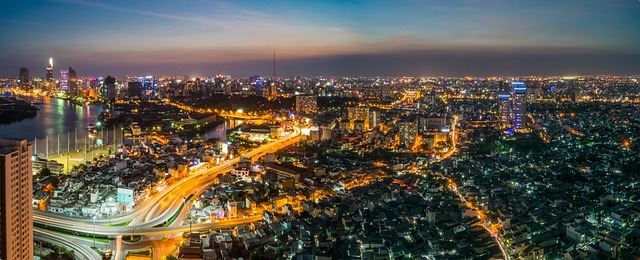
xmin=68 ymin=67 xmax=77 ymax=95
xmin=398 ymin=118 xmax=418 ymax=148
xmin=85 ymin=78 xmax=101 ymax=98
xmin=184 ymin=78 xmax=201 ymax=98
xmin=101 ymin=76 xmax=117 ymax=100
xmin=45 ymin=58 xmax=54 ymax=82
xmin=497 ymin=94 xmax=512 ymax=129
xmin=347 ymin=106 xmax=369 ymax=122
xmin=141 ymin=76 xmax=155 ymax=98
xmin=295 ymin=94 xmax=317 ymax=115
xmin=19 ymin=67 xmax=29 ymax=86
xmin=127 ymin=81 xmax=143 ymax=98
xmin=368 ymin=108 xmax=381 ymax=130
xmin=512 ymin=82 xmax=527 ymax=131
xmin=60 ymin=69 xmax=69 ymax=93
xmin=269 ymin=80 xmax=278 ymax=97
xmin=347 ymin=106 xmax=380 ymax=131
xmin=0 ymin=138 xmax=33 ymax=260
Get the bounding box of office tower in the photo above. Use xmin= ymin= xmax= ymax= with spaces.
xmin=295 ymin=94 xmax=318 ymax=115
xmin=68 ymin=67 xmax=77 ymax=95
xmin=347 ymin=106 xmax=367 ymax=131
xmin=497 ymin=94 xmax=512 ymax=129
xmin=101 ymin=76 xmax=117 ymax=100
xmin=348 ymin=106 xmax=369 ymax=122
xmin=141 ymin=76 xmax=155 ymax=98
xmin=45 ymin=58 xmax=54 ymax=82
xmin=86 ymin=78 xmax=101 ymax=98
xmin=269 ymin=80 xmax=277 ymax=97
xmin=0 ymin=138 xmax=33 ymax=260
xmin=398 ymin=118 xmax=418 ymax=148
xmin=60 ymin=69 xmax=69 ymax=92
xmin=347 ymin=106 xmax=381 ymax=131
xmin=19 ymin=67 xmax=29 ymax=86
xmin=184 ymin=78 xmax=201 ymax=98
xmin=512 ymin=82 xmax=527 ymax=131
xmin=368 ymin=108 xmax=381 ymax=130
xmin=127 ymin=81 xmax=143 ymax=98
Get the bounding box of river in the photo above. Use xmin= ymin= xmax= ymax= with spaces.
xmin=0 ymin=96 xmax=229 ymax=157
xmin=0 ymin=96 xmax=101 ymax=140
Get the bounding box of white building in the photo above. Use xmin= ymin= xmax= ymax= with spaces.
xmin=117 ymin=187 xmax=135 ymax=210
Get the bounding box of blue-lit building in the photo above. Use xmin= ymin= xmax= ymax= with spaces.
xmin=139 ymin=76 xmax=156 ymax=98
xmin=512 ymin=82 xmax=527 ymax=131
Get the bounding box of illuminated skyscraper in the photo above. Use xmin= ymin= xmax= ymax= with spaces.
xmin=368 ymin=108 xmax=381 ymax=130
xmin=398 ymin=118 xmax=418 ymax=148
xmin=60 ymin=69 xmax=69 ymax=92
xmin=101 ymin=76 xmax=117 ymax=100
xmin=45 ymin=58 xmax=54 ymax=82
xmin=512 ymin=82 xmax=527 ymax=131
xmin=345 ymin=106 xmax=381 ymax=131
xmin=141 ymin=76 xmax=156 ymax=98
xmin=68 ymin=67 xmax=77 ymax=95
xmin=269 ymin=80 xmax=277 ymax=97
xmin=497 ymin=94 xmax=512 ymax=129
xmin=347 ymin=106 xmax=369 ymax=123
xmin=19 ymin=67 xmax=29 ymax=86
xmin=0 ymin=138 xmax=33 ymax=260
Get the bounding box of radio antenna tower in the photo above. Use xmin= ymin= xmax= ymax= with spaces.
xmin=273 ymin=49 xmax=276 ymax=78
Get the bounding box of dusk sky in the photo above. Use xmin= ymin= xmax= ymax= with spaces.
xmin=1 ymin=0 xmax=639 ymax=77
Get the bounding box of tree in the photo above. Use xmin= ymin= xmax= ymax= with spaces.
xmin=37 ymin=167 xmax=52 ymax=179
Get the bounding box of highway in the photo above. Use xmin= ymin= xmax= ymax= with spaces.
xmin=35 ymin=228 xmax=103 ymax=260
xmin=35 ymin=125 xmax=302 ymax=258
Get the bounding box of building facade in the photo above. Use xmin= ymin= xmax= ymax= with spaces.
xmin=398 ymin=119 xmax=418 ymax=148
xmin=45 ymin=58 xmax=54 ymax=82
xmin=497 ymin=94 xmax=512 ymax=129
xmin=68 ymin=67 xmax=77 ymax=95
xmin=512 ymin=82 xmax=527 ymax=131
xmin=60 ymin=69 xmax=69 ymax=93
xmin=101 ymin=76 xmax=117 ymax=100
xmin=295 ymin=94 xmax=318 ymax=115
xmin=0 ymin=138 xmax=33 ymax=260
xmin=19 ymin=67 xmax=29 ymax=86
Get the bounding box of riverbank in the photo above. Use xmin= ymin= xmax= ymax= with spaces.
xmin=0 ymin=97 xmax=38 ymax=124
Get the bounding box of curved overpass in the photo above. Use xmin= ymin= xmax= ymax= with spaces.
xmin=35 ymin=228 xmax=103 ymax=260
xmin=35 ymin=126 xmax=301 ymax=247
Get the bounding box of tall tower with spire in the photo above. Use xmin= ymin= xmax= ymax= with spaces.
xmin=45 ymin=58 xmax=54 ymax=82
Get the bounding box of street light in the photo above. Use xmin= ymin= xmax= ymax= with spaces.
xmin=92 ymin=215 xmax=97 ymax=248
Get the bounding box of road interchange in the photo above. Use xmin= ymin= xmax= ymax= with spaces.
xmin=34 ymin=126 xmax=302 ymax=259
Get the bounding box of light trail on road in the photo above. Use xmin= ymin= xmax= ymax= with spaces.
xmin=35 ymin=126 xmax=302 ymax=258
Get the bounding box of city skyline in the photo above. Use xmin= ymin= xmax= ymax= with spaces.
xmin=1 ymin=0 xmax=639 ymax=77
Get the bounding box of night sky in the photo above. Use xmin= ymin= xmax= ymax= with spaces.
xmin=1 ymin=0 xmax=639 ymax=77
